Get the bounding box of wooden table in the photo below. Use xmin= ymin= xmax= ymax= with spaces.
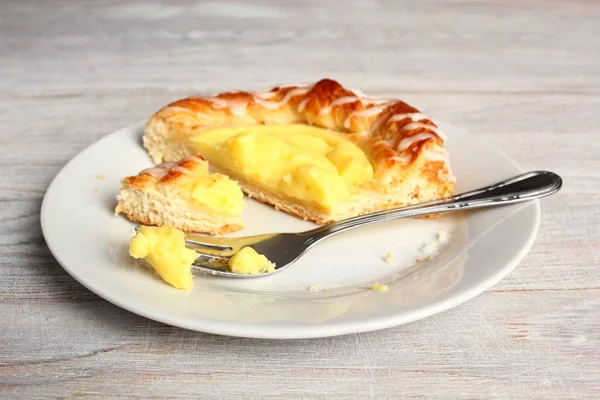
xmin=2 ymin=1 xmax=598 ymax=398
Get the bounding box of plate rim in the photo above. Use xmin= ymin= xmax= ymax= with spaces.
xmin=41 ymin=120 xmax=541 ymax=339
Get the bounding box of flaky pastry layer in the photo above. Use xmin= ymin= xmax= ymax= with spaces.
xmin=115 ymin=155 xmax=243 ymax=234
xmin=143 ymin=79 xmax=455 ymax=223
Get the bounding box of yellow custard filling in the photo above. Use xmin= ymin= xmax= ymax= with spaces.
xmin=371 ymin=283 xmax=389 ymax=292
xmin=228 ymin=247 xmax=275 ymax=275
xmin=190 ymin=124 xmax=374 ymax=210
xmin=174 ymin=163 xmax=244 ymax=215
xmin=129 ymin=225 xmax=197 ymax=290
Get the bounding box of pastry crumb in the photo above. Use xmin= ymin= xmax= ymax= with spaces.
xmin=371 ymin=283 xmax=388 ymax=292
xmin=307 ymin=285 xmax=329 ymax=292
xmin=420 ymin=243 xmax=436 ymax=256
xmin=384 ymin=252 xmax=393 ymax=264
xmin=416 ymin=257 xmax=424 ymax=263
xmin=96 ymin=174 xmax=105 ymax=182
xmin=437 ymin=230 xmax=449 ymax=244
xmin=426 ymin=256 xmax=433 ymax=261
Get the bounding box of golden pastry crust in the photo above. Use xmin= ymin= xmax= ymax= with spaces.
xmin=143 ymin=79 xmax=455 ymax=223
xmin=115 ymin=155 xmax=243 ymax=235
xmin=121 ymin=155 xmax=205 ymax=189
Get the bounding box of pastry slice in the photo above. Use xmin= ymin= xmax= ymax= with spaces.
xmin=115 ymin=155 xmax=244 ymax=234
xmin=143 ymin=79 xmax=455 ymax=224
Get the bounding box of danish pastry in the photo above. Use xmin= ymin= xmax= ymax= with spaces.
xmin=143 ymin=79 xmax=455 ymax=224
xmin=115 ymin=155 xmax=244 ymax=234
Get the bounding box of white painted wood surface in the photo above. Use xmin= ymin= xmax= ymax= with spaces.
xmin=1 ymin=0 xmax=599 ymax=398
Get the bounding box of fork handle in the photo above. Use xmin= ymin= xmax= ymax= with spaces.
xmin=305 ymin=171 xmax=562 ymax=244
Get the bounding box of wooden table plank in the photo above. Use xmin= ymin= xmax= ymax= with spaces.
xmin=1 ymin=290 xmax=598 ymax=398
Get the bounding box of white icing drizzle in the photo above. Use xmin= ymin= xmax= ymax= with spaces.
xmin=349 ymin=88 xmax=367 ymax=97
xmin=184 ymin=155 xmax=204 ymax=164
xmin=373 ymin=139 xmax=392 ymax=147
xmin=140 ymin=162 xmax=177 ymax=179
xmin=172 ymin=166 xmax=191 ymax=175
xmin=172 ymin=82 xmax=455 ymax=183
xmin=185 ymin=87 xmax=441 ymax=145
xmin=343 ymin=103 xmax=391 ymax=129
xmin=140 ymin=159 xmax=201 ymax=179
xmin=297 ymin=97 xmax=310 ymax=112
xmin=181 ymin=84 xmax=452 ymax=178
xmin=364 ymin=97 xmax=391 ymax=105
xmin=390 ymin=155 xmax=412 ymax=164
xmin=403 ymin=122 xmax=447 ymax=141
xmin=319 ymin=96 xmax=390 ymax=117
xmin=253 ymin=98 xmax=279 ymax=109
xmin=318 ymin=96 xmax=361 ymax=116
xmin=275 ymin=83 xmax=307 ymax=89
xmin=194 ymin=112 xmax=214 ymax=120
xmin=387 ymin=113 xmax=429 ymax=125
xmin=227 ymin=100 xmax=248 ymax=117
xmin=202 ymin=97 xmax=228 ymax=109
xmin=397 ymin=132 xmax=438 ymax=152
xmin=368 ymin=110 xmax=391 ymax=134
xmin=349 ymin=89 xmax=389 ymax=103
xmin=193 ymin=96 xmax=248 ymax=117
xmin=253 ymin=90 xmax=278 ymax=99
xmin=254 ymin=87 xmax=311 ymax=110
xmin=423 ymin=149 xmax=449 ymax=162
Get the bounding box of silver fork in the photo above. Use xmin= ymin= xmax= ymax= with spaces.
xmin=185 ymin=171 xmax=562 ymax=278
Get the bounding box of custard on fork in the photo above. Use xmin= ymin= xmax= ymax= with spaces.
xmin=129 ymin=225 xmax=197 ymax=290
xmin=129 ymin=225 xmax=276 ymax=290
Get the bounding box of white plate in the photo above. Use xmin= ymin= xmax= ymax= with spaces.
xmin=41 ymin=121 xmax=540 ymax=339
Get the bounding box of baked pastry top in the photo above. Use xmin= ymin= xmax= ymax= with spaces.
xmin=115 ymin=154 xmax=244 ymax=234
xmin=143 ymin=78 xmax=455 ymax=223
